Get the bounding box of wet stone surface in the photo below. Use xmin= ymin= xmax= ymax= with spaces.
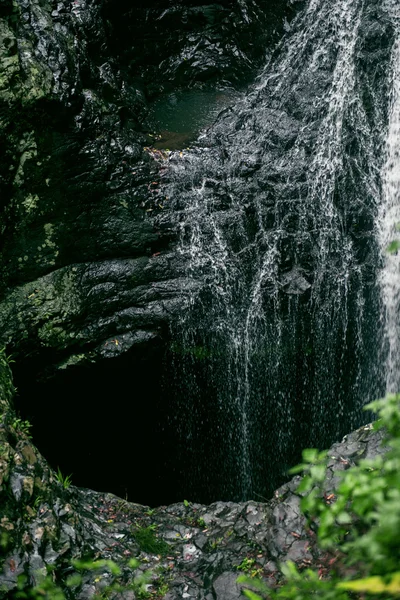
xmin=0 ymin=0 xmax=299 ymax=380
xmin=0 ymin=0 xmax=395 ymax=596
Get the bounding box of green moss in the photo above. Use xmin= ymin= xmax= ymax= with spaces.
xmin=170 ymin=342 xmax=213 ymax=360
xmin=0 ymin=20 xmax=19 ymax=104
xmin=0 ymin=266 xmax=82 ymax=352
xmin=0 ymin=349 xmax=14 ymax=409
xmin=133 ymin=526 xmax=170 ymax=556
xmin=38 ymin=322 xmax=69 ymax=346
xmin=13 ymin=132 xmax=38 ymax=186
xmin=57 ymin=353 xmax=95 ymax=370
xmin=0 ymin=18 xmax=53 ymax=109
xmin=22 ymin=193 xmax=39 ymax=214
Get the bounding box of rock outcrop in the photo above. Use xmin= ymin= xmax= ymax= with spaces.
xmin=0 ymin=0 xmax=181 ymax=379
xmin=0 ymin=0 xmax=303 ymax=509
xmin=153 ymin=0 xmax=395 ymax=502
xmin=0 ymin=0 xmax=297 ymax=378
xmin=0 ymin=4 xmax=395 ymax=595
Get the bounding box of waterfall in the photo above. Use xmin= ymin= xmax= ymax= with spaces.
xmin=379 ymin=12 xmax=400 ymax=394
xmin=160 ymin=0 xmax=392 ymax=502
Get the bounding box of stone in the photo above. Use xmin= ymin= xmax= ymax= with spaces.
xmin=280 ymin=267 xmax=311 ymax=295
xmin=213 ymin=572 xmax=243 ymax=600
xmin=0 ymin=0 xmax=395 ymax=596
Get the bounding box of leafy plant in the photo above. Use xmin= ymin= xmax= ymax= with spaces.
xmin=0 ymin=348 xmax=16 ymax=399
xmin=387 ymin=240 xmax=400 ymax=254
xmin=185 ymin=514 xmax=206 ymax=528
xmin=239 ymin=394 xmax=400 ymax=599
xmin=133 ymin=525 xmax=170 ymax=556
xmin=12 ymin=417 xmax=32 ymax=438
xmin=238 ymin=562 xmax=348 ymax=600
xmin=55 ymin=467 xmax=72 ymax=489
xmin=237 ymin=557 xmax=262 ymax=578
xmin=13 ymin=558 xmax=150 ymax=600
xmin=209 ymin=536 xmax=224 ymax=550
xmin=0 ymin=348 xmax=15 ymax=365
xmin=15 ymin=570 xmax=65 ymax=600
xmin=33 ymin=495 xmax=44 ymax=509
xmin=158 ymin=581 xmax=169 ymax=597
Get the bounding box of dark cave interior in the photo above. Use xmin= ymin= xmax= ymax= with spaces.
xmin=11 ymin=344 xmax=187 ymax=507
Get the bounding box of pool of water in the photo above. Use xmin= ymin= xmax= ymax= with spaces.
xmin=147 ymin=87 xmax=241 ymax=149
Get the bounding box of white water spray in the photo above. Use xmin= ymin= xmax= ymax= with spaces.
xmin=165 ymin=0 xmax=389 ymax=501
xmin=379 ymin=19 xmax=400 ymax=393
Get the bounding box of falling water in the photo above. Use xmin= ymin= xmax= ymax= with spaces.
xmin=379 ymin=10 xmax=400 ymax=394
xmin=160 ymin=0 xmax=393 ymax=502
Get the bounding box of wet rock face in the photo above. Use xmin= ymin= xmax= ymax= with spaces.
xmin=0 ymin=0 xmax=171 ymax=372
xmin=0 ymin=0 xmax=297 ymax=379
xmin=101 ymin=0 xmax=303 ymax=96
xmin=0 ymin=3 xmax=395 ymax=595
xmin=0 ymin=0 xmax=392 ymax=520
xmin=0 ymin=0 xmax=299 ymax=505
xmin=148 ymin=0 xmax=395 ymax=503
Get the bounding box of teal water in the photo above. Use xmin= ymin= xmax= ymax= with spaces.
xmin=147 ymin=88 xmax=241 ymax=149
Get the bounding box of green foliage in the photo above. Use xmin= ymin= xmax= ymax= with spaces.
xmin=185 ymin=514 xmax=207 ymax=528
xmin=337 ymin=572 xmax=400 ymax=595
xmin=237 ymin=557 xmax=262 ymax=578
xmin=133 ymin=525 xmax=170 ymax=556
xmin=12 ymin=417 xmax=32 ymax=438
xmin=209 ymin=536 xmax=224 ymax=550
xmin=238 ymin=562 xmax=348 ymax=600
xmin=239 ymin=394 xmax=400 ymax=599
xmin=72 ymin=558 xmax=124 ymax=576
xmin=157 ymin=581 xmax=170 ymax=597
xmin=0 ymin=531 xmax=10 ymax=550
xmin=55 ymin=467 xmax=72 ymax=489
xmin=13 ymin=558 xmax=151 ymax=600
xmin=33 ymin=495 xmax=44 ymax=509
xmin=0 ymin=347 xmax=15 ymax=365
xmin=387 ymin=240 xmax=400 ymax=254
xmin=15 ymin=570 xmax=65 ymax=600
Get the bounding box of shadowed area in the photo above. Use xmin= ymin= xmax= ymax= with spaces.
xmin=11 ymin=344 xmax=186 ymax=507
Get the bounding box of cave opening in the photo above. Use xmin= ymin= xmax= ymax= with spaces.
xmin=11 ymin=343 xmax=192 ymax=508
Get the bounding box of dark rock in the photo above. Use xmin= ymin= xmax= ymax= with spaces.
xmin=280 ymin=267 xmax=311 ymax=295
xmin=213 ymin=572 xmax=243 ymax=600
xmin=0 ymin=0 xmax=299 ymax=381
xmin=152 ymin=0 xmax=394 ymax=503
xmin=0 ymin=0 xmax=395 ymax=562
xmin=0 ymin=0 xmax=306 ymax=510
xmin=101 ymin=0 xmax=304 ymax=96
xmin=0 ymin=0 xmax=178 ymax=377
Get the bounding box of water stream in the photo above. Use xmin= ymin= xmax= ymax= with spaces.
xmin=379 ymin=7 xmax=400 ymax=394
xmin=160 ymin=0 xmax=395 ymax=502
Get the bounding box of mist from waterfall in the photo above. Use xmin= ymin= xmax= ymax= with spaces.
xmin=160 ymin=0 xmax=394 ymax=503
xmin=379 ymin=8 xmax=400 ymax=394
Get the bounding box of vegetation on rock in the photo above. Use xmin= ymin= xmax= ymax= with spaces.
xmin=239 ymin=394 xmax=400 ymax=599
xmin=132 ymin=525 xmax=170 ymax=556
xmin=12 ymin=558 xmax=151 ymax=600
